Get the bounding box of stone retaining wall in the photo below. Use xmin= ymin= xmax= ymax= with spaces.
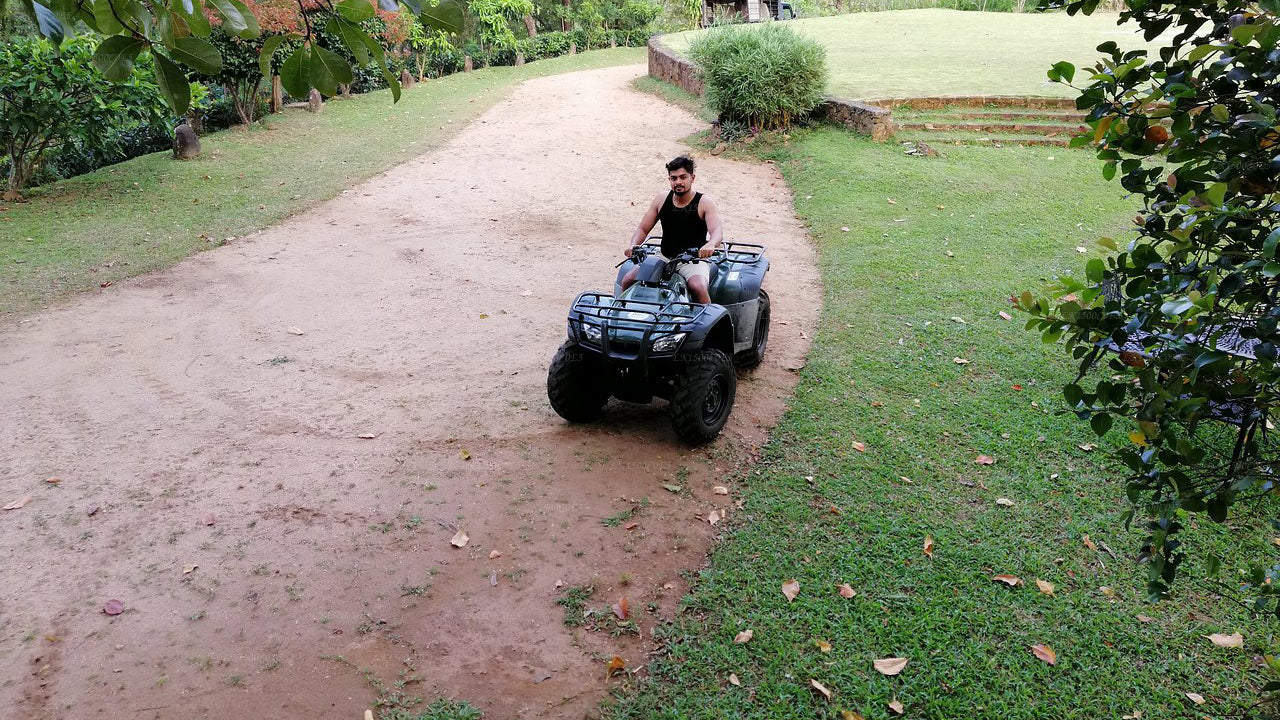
xmin=647 ymin=35 xmax=895 ymax=142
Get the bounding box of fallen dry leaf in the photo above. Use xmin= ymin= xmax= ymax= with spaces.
xmin=45 ymin=477 xmax=60 ymax=485
xmin=842 ymin=712 xmax=867 ymax=720
xmin=1036 ymin=579 xmax=1055 ymax=597
xmin=1078 ymin=443 xmax=1097 ymax=452
xmin=1031 ymin=644 xmax=1057 ymax=665
xmin=840 ymin=226 xmax=850 ymax=232
xmin=606 ymin=656 xmax=625 ymax=676
xmin=3 ymin=495 xmax=31 ymax=510
xmin=1136 ymin=614 xmax=1155 ymax=623
xmin=995 ymin=497 xmax=1014 ymax=507
xmin=838 ymin=583 xmax=856 ymax=598
xmin=950 ymin=316 xmax=967 ymax=324
xmin=1122 ymin=712 xmax=1143 ymax=720
xmin=1083 ymin=535 xmax=1098 ymax=551
xmin=624 ymin=521 xmax=639 ymax=530
xmin=728 ymin=673 xmax=741 ymax=687
xmin=450 ymin=529 xmax=469 ymax=548
xmin=488 ymin=550 xmax=502 ymax=559
xmin=975 ymin=455 xmax=995 ymax=465
xmin=1186 ymin=692 xmax=1205 ymax=705
xmin=1206 ymin=632 xmax=1243 ymax=649
xmin=782 ymin=579 xmax=800 ymax=602
xmin=734 ymin=629 xmax=753 ymax=644
xmin=201 ymin=513 xmax=216 ymax=526
xmin=923 ymin=536 xmax=936 ymax=559
xmin=953 ymin=357 xmax=970 ymax=365
xmin=182 ymin=564 xmax=198 ymax=575
xmin=1100 ymin=586 xmax=1117 ymax=600
xmin=888 ymin=699 xmax=905 ymax=715
xmin=612 ymin=597 xmax=630 ymax=621
xmin=713 ymin=486 xmax=729 ymax=495
xmin=852 ymin=441 xmax=867 ymax=452
xmin=873 ymin=657 xmax=908 ymax=676
xmin=992 ymin=575 xmax=1023 ymax=587
xmin=1076 ymin=246 xmax=1088 ymax=253
xmin=286 ymin=326 xmax=305 ymax=335
xmin=364 ymin=710 xmax=374 ymax=720
xmin=459 ymin=448 xmax=472 ymax=460
xmin=810 ymin=679 xmax=832 ymax=701
xmin=815 ymin=639 xmax=832 ymax=653
xmin=103 ymin=599 xmax=124 ymax=615
xmin=356 ymin=432 xmax=376 ymax=439
xmin=998 ymin=311 xmax=1013 ymax=320
xmin=707 ymin=510 xmax=723 ymax=525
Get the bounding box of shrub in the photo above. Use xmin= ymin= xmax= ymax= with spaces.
xmin=1021 ymin=1 xmax=1280 ymax=609
xmin=0 ymin=36 xmax=170 ymax=191
xmin=688 ymin=22 xmax=827 ymax=129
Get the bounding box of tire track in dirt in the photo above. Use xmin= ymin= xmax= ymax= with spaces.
xmin=0 ymin=64 xmax=820 ymax=719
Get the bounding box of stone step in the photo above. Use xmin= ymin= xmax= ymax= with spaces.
xmin=902 ymin=135 xmax=1073 ymax=148
xmin=898 ymin=121 xmax=1084 ymax=136
xmin=896 ymin=109 xmax=1087 ymax=122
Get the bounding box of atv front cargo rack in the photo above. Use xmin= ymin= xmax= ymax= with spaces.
xmin=570 ymin=291 xmax=711 ymax=358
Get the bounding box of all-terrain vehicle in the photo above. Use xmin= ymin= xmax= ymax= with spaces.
xmin=547 ymin=239 xmax=771 ymax=444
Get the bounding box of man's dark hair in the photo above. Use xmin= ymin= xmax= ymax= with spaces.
xmin=666 ymin=155 xmax=695 ymax=175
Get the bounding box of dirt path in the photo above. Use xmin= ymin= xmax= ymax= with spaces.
xmin=0 ymin=64 xmax=820 ymax=719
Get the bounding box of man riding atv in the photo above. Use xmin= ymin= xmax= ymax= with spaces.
xmin=620 ymin=155 xmax=724 ymax=304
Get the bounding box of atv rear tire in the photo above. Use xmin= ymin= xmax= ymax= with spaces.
xmin=736 ymin=290 xmax=770 ymax=369
xmin=670 ymin=348 xmax=736 ymax=444
xmin=547 ymin=341 xmax=609 ymax=422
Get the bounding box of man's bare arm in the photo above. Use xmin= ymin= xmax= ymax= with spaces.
xmin=625 ymin=193 xmax=665 ymax=257
xmin=699 ymin=196 xmax=724 ymax=258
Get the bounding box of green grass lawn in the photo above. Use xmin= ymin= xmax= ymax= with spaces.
xmin=0 ymin=47 xmax=644 ymax=316
xmin=605 ymin=106 xmax=1274 ymax=718
xmin=659 ymin=9 xmax=1169 ymax=99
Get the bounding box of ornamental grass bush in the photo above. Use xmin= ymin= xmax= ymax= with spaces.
xmin=688 ymin=21 xmax=827 ymax=129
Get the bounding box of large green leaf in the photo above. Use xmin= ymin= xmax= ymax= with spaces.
xmin=92 ymin=34 xmax=147 ymax=81
xmin=309 ymin=44 xmax=352 ymax=97
xmin=327 ymin=17 xmax=371 ymax=66
xmin=92 ymin=0 xmax=123 ymax=34
xmin=25 ymin=0 xmax=65 ymax=44
xmin=359 ymin=32 xmax=399 ymax=102
xmin=152 ymin=50 xmax=192 ymax=114
xmin=259 ymin=35 xmax=287 ymax=79
xmin=336 ymin=0 xmax=375 ymax=22
xmin=207 ymin=0 xmax=248 ymax=36
xmin=180 ymin=0 xmax=212 ymax=36
xmin=419 ymin=0 xmax=464 ymax=35
xmin=169 ymin=36 xmax=222 ymax=74
xmin=279 ymin=45 xmax=310 ymax=99
xmin=227 ymin=0 xmax=260 ymax=37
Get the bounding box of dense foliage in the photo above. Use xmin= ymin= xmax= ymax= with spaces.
xmin=689 ymin=21 xmax=827 ymax=129
xmin=0 ymin=36 xmax=170 ymax=191
xmin=1021 ymin=0 xmax=1280 ymax=613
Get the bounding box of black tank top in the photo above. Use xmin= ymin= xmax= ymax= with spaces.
xmin=658 ymin=191 xmax=707 ymax=258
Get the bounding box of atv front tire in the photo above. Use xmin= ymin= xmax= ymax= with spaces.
xmin=736 ymin=289 xmax=770 ymax=369
xmin=670 ymin=348 xmax=737 ymax=444
xmin=547 ymin=341 xmax=609 ymax=422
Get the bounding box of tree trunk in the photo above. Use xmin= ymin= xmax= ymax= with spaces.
xmin=270 ymin=75 xmax=283 ymax=114
xmin=561 ymin=0 xmax=570 ymax=31
xmin=523 ymin=13 xmax=537 ymax=37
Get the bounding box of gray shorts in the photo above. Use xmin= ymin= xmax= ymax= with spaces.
xmin=659 ymin=254 xmax=710 ymax=284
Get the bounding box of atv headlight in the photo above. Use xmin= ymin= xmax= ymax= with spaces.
xmin=583 ymin=324 xmax=603 ymax=344
xmin=651 ymin=332 xmax=686 ymax=353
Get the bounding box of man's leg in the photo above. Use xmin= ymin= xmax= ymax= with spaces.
xmin=620 ymin=265 xmax=640 ymax=293
xmin=687 ymin=274 xmax=711 ymax=304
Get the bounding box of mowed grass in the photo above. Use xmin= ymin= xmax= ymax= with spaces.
xmin=0 ymin=47 xmax=644 ymax=316
xmin=604 ymin=124 xmax=1275 ymax=718
xmin=659 ymin=9 xmax=1169 ymax=99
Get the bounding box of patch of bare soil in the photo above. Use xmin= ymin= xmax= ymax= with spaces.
xmin=0 ymin=64 xmax=820 ymax=719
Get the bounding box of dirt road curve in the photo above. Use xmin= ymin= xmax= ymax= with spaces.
xmin=0 ymin=64 xmax=820 ymax=719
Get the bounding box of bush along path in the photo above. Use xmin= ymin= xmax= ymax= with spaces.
xmin=0 ymin=47 xmax=643 ymax=317
xmin=602 ymin=126 xmax=1273 ymax=719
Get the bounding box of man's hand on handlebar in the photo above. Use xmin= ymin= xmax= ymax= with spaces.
xmin=698 ymin=242 xmax=718 ymax=259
